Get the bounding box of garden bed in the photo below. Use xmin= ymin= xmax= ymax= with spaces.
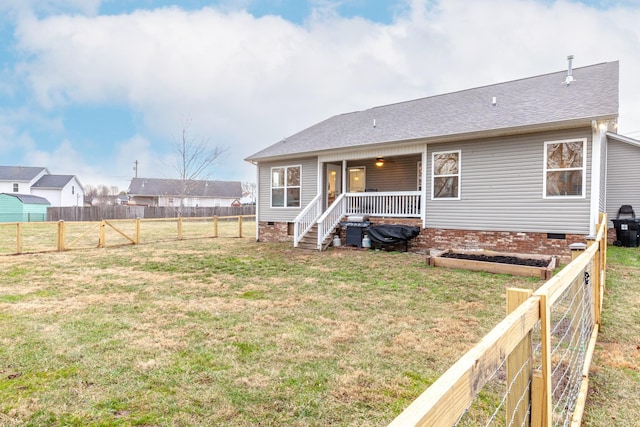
xmin=426 ymin=249 xmax=557 ymax=279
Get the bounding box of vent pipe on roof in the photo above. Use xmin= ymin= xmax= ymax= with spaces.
xmin=565 ymin=55 xmax=574 ymax=85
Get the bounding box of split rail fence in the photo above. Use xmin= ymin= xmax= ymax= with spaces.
xmin=390 ymin=213 xmax=608 ymax=427
xmin=0 ymin=215 xmax=255 ymax=255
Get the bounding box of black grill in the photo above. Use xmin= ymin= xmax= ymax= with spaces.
xmin=339 ymin=219 xmax=371 ymax=247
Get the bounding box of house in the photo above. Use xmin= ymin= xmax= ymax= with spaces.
xmin=31 ymin=174 xmax=84 ymax=207
xmin=0 ymin=193 xmax=50 ymax=222
xmin=127 ymin=178 xmax=243 ymax=207
xmin=245 ymin=59 xmax=639 ymax=258
xmin=0 ymin=166 xmax=85 ymax=208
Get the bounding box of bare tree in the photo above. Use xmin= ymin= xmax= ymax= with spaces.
xmin=83 ymin=184 xmax=120 ymax=205
xmin=242 ymin=181 xmax=257 ymax=204
xmin=172 ymin=117 xmax=228 ymax=213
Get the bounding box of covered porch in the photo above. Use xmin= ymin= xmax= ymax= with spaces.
xmin=294 ymin=150 xmax=427 ymax=250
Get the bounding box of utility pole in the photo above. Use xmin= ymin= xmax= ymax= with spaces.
xmin=133 ymin=160 xmax=139 ymax=178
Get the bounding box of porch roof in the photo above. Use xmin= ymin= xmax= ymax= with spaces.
xmin=246 ymin=61 xmax=619 ymax=162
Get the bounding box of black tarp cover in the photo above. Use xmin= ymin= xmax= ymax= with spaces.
xmin=366 ymin=224 xmax=421 ymax=245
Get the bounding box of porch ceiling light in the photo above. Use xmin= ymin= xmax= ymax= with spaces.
xmin=375 ymin=157 xmax=385 ymax=167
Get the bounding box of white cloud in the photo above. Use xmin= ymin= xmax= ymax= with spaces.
xmin=6 ymin=0 xmax=640 ymax=186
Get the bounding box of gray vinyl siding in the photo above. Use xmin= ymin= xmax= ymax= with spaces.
xmin=257 ymin=157 xmax=318 ymax=222
xmin=426 ymin=128 xmax=593 ymax=234
xmin=347 ymin=155 xmax=421 ymax=191
xmin=605 ymin=139 xmax=640 ymax=224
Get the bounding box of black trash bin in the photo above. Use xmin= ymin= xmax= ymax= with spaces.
xmin=612 ymin=205 xmax=640 ymax=247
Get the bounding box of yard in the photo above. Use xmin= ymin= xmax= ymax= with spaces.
xmin=0 ymin=235 xmax=638 ymax=426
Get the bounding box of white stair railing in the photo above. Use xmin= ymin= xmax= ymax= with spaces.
xmin=317 ymin=193 xmax=346 ymax=249
xmin=293 ymin=193 xmax=323 ymax=247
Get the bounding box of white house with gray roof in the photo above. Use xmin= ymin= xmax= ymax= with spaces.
xmin=0 ymin=166 xmax=84 ymax=208
xmin=127 ymin=178 xmax=242 ymax=207
xmin=246 ymin=59 xmax=640 ymax=258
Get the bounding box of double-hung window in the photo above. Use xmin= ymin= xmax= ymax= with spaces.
xmin=432 ymin=150 xmax=460 ymax=199
xmin=271 ymin=165 xmax=301 ymax=207
xmin=13 ymin=183 xmax=19 ymax=192
xmin=544 ymin=139 xmax=586 ymax=198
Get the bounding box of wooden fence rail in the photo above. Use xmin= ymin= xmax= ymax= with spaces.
xmin=0 ymin=215 xmax=255 ymax=255
xmin=389 ymin=213 xmax=607 ymax=427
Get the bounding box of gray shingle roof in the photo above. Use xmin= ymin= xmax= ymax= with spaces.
xmin=0 ymin=166 xmax=48 ymax=181
xmin=0 ymin=193 xmax=51 ymax=204
xmin=32 ymin=175 xmax=75 ymax=189
xmin=127 ymin=178 xmax=242 ymax=198
xmin=246 ymin=61 xmax=619 ymax=161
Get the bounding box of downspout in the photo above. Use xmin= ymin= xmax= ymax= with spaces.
xmin=421 ymin=146 xmax=428 ymax=228
xmin=589 ymin=121 xmax=604 ymax=236
xmin=253 ymin=161 xmax=259 ymax=242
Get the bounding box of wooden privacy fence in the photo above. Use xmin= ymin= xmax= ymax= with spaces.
xmin=0 ymin=216 xmax=255 ymax=255
xmin=390 ymin=213 xmax=607 ymax=427
xmin=47 ymin=205 xmax=256 ymax=221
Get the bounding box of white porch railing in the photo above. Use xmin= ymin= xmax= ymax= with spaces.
xmin=294 ymin=191 xmax=422 ymax=250
xmin=293 ymin=193 xmax=322 ymax=247
xmin=345 ymin=191 xmax=421 ymax=217
xmin=317 ymin=193 xmax=347 ymax=249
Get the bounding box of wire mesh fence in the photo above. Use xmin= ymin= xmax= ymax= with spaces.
xmin=452 ymin=261 xmax=593 ymax=427
xmin=389 ymin=214 xmax=607 ymax=427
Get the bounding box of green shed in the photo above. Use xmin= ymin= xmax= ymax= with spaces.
xmin=0 ymin=193 xmax=50 ymax=222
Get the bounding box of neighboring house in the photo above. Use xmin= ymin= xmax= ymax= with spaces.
xmin=127 ymin=178 xmax=243 ymax=207
xmin=0 ymin=166 xmax=48 ymax=195
xmin=0 ymin=193 xmax=50 ymax=222
xmin=246 ymin=59 xmax=639 ymax=258
xmin=31 ymin=174 xmax=84 ymax=207
xmin=0 ymin=166 xmax=85 ymax=207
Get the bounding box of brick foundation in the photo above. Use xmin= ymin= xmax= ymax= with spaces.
xmin=258 ymin=221 xmax=292 ymax=243
xmin=258 ymin=219 xmax=587 ymax=261
xmin=426 ymin=228 xmax=586 ymax=261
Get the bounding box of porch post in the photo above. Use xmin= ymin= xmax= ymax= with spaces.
xmin=317 ymin=160 xmax=323 ymax=195
xmin=342 ymin=160 xmax=347 ymax=194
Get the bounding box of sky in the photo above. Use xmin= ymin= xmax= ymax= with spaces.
xmin=1 ymin=0 xmax=639 ymax=192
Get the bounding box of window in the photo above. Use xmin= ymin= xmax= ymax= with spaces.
xmin=544 ymin=139 xmax=586 ymax=197
xmin=13 ymin=183 xmax=18 ymax=192
xmin=432 ymin=151 xmax=460 ymax=199
xmin=347 ymin=167 xmax=366 ymax=192
xmin=271 ymin=166 xmax=301 ymax=207
xmin=72 ymin=185 xmax=75 ymax=195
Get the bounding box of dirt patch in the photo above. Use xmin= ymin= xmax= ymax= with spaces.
xmin=440 ymin=252 xmax=549 ymax=267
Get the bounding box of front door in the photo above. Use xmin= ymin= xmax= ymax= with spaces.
xmin=327 ymin=164 xmax=342 ymax=206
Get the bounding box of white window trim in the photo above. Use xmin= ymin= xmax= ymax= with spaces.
xmin=543 ymin=138 xmax=587 ymax=199
xmin=431 ymin=150 xmax=461 ymax=200
xmin=270 ymin=165 xmax=302 ymax=208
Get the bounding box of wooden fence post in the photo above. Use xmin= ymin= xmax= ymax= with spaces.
xmin=238 ymin=215 xmax=243 ymax=238
xmin=586 ymin=236 xmax=600 ymax=325
xmin=531 ymin=370 xmax=544 ymax=427
xmin=135 ymin=218 xmax=140 ymax=245
xmin=177 ymin=217 xmax=183 ymax=240
xmin=16 ymin=222 xmax=23 ymax=254
xmin=99 ymin=220 xmax=106 ymax=248
xmin=57 ymin=220 xmax=65 ymax=252
xmin=213 ymin=216 xmax=218 ymax=238
xmin=506 ymin=288 xmax=533 ymax=427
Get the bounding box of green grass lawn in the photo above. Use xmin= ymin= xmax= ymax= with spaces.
xmin=0 ymin=237 xmax=638 ymax=426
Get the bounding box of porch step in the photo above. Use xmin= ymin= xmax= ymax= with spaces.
xmin=296 ymin=224 xmax=335 ymax=251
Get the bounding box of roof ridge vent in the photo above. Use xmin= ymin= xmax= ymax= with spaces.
xmin=565 ymin=55 xmax=575 ymax=85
